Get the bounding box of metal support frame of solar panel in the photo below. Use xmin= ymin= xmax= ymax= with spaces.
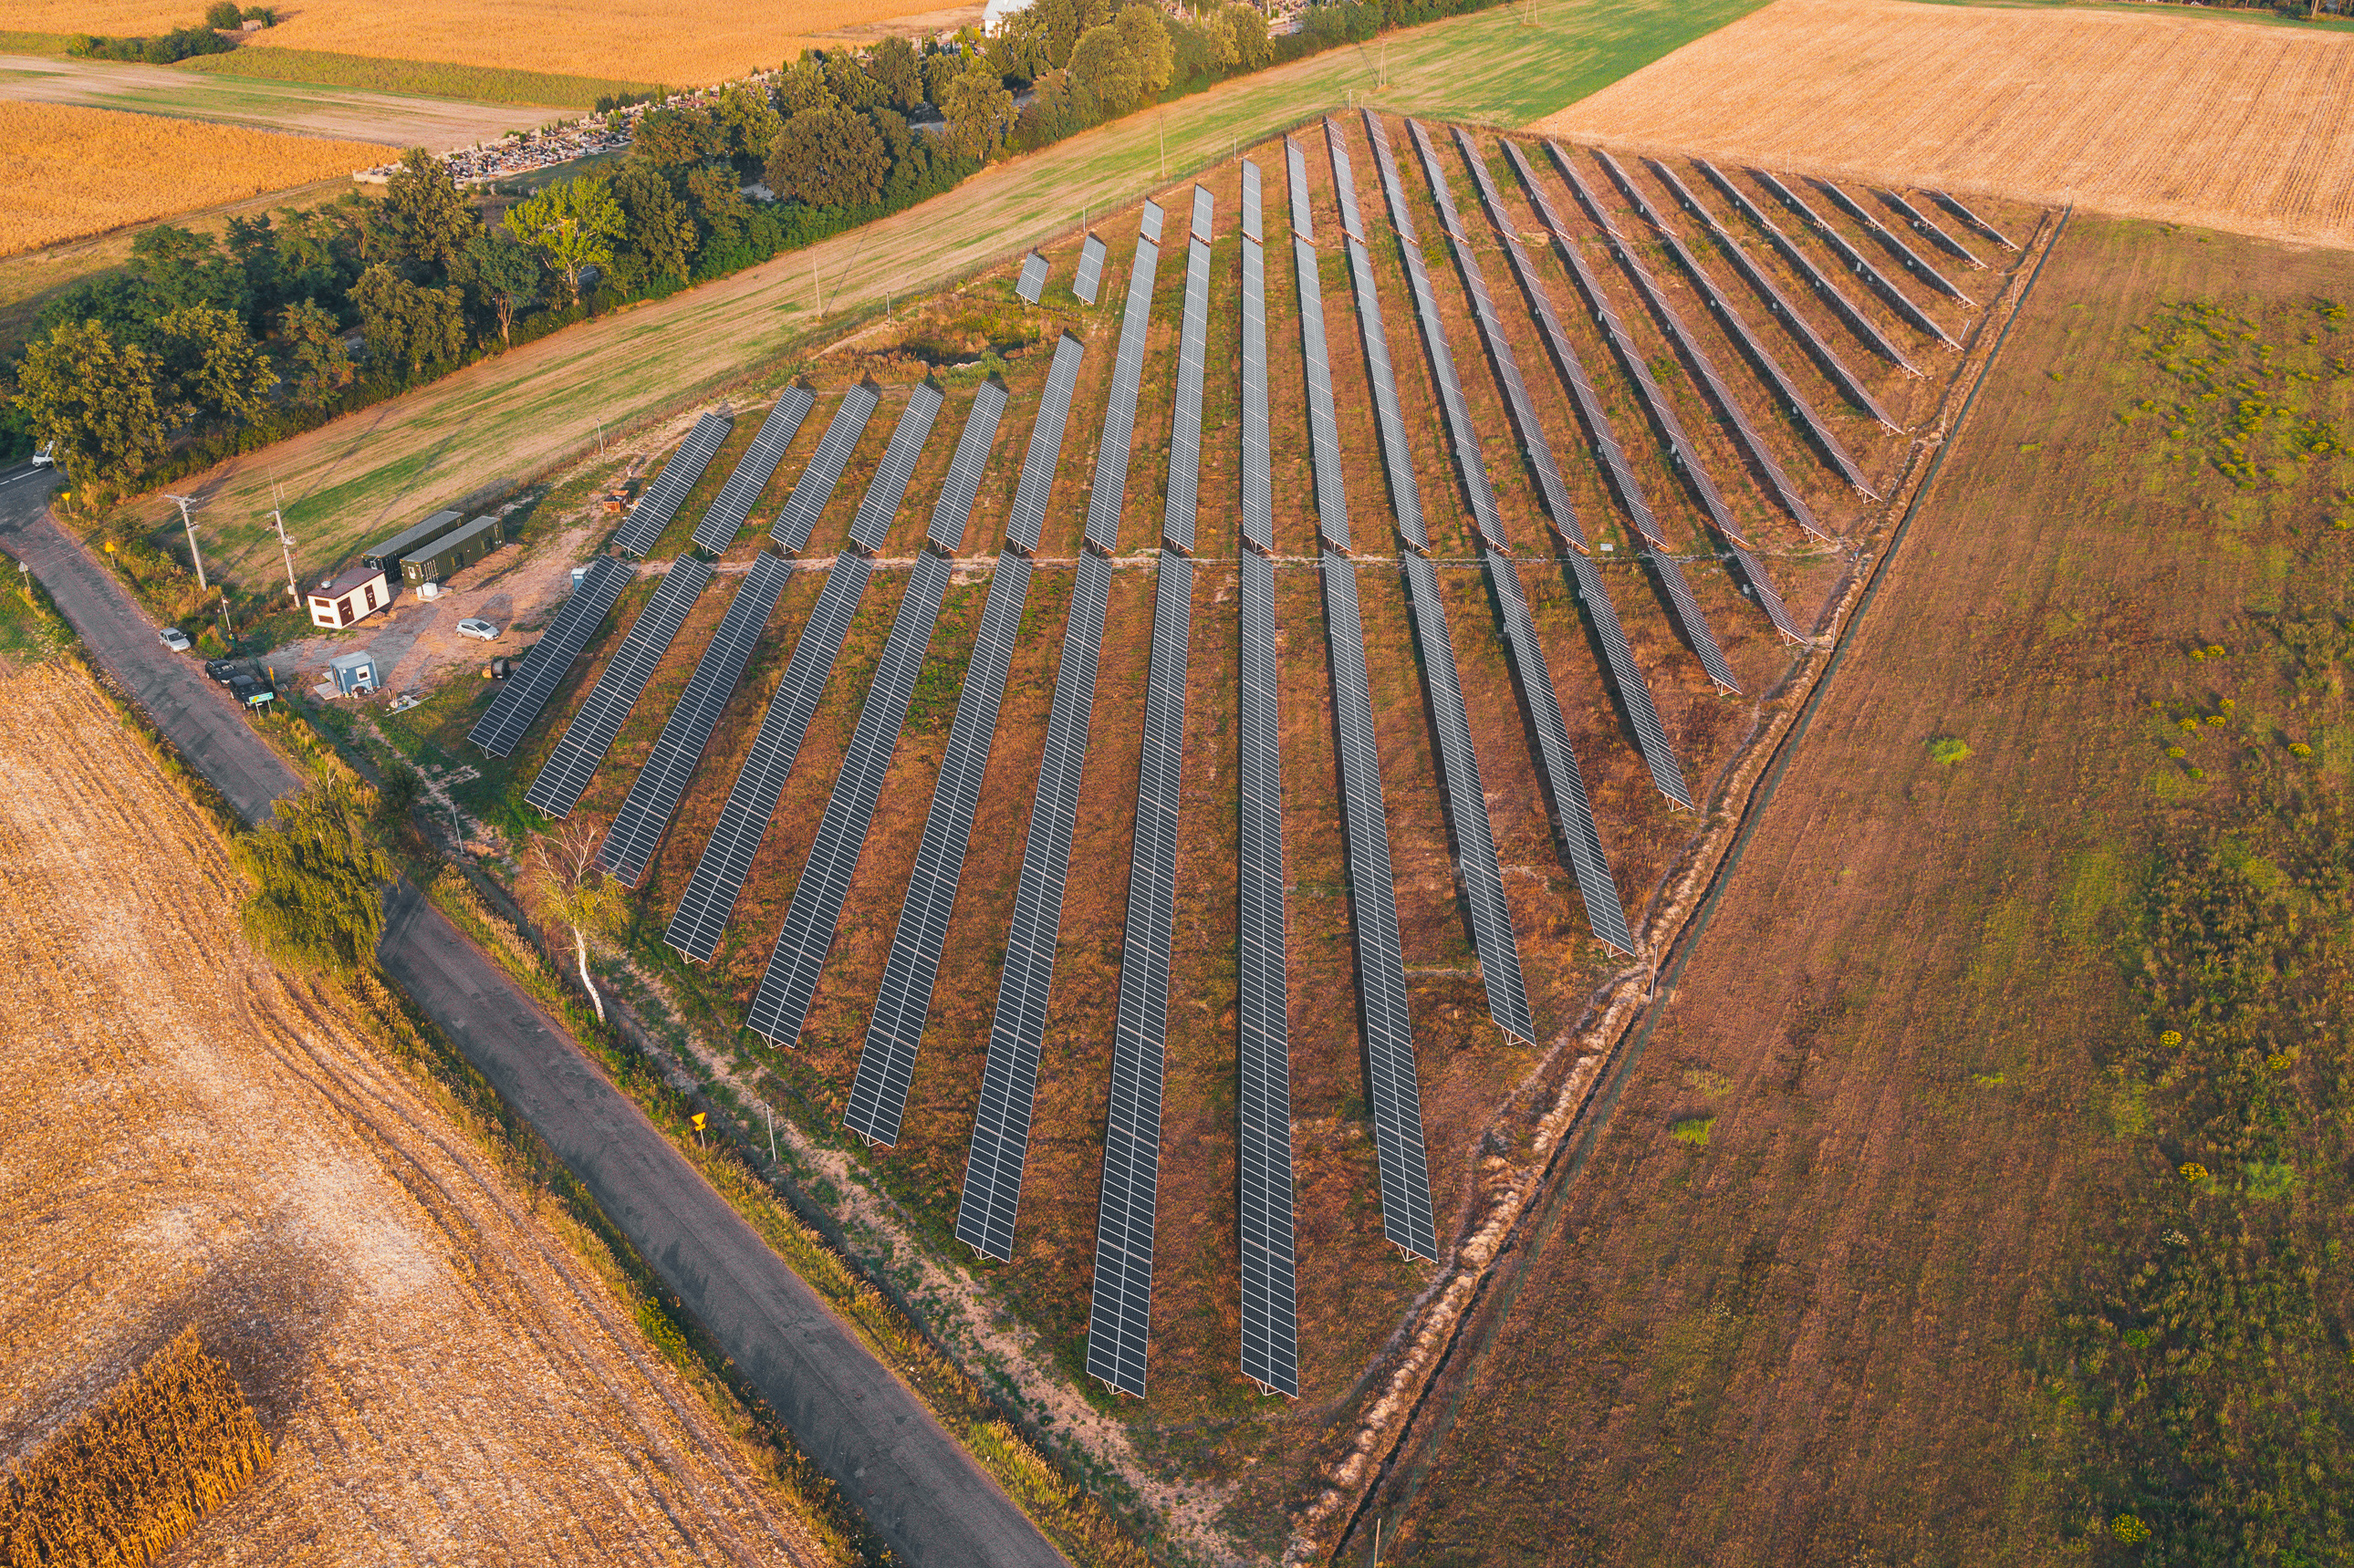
xmin=524 ymin=558 xmax=712 ymax=815
xmin=1681 ymin=160 xmax=1920 ymax=383
xmin=1817 ymin=179 xmax=1974 ymax=304
xmin=467 ymin=554 xmax=634 ymax=756
xmin=1083 ymin=208 xmax=1162 ymax=554
xmin=772 ymin=382 xmax=881 ymax=551
xmin=1074 ymin=234 xmax=1108 ymax=304
xmin=693 ymin=389 xmax=816 ymax=555
xmin=1508 ymin=142 xmax=1828 ymax=546
xmin=1016 ymin=250 xmax=1048 ymax=304
xmin=1875 ymin=189 xmax=1983 ymax=270
xmin=1599 ymin=152 xmax=1888 ymax=499
xmin=1745 ymin=166 xmax=1959 ymax=349
xmin=1499 ymin=141 xmax=1808 ymax=643
xmin=599 ymin=553 xmax=791 ymax=884
xmin=613 ymin=410 xmax=732 ymax=556
xmin=1930 ymin=191 xmax=2017 ymax=251
xmin=844 ymin=361 xmax=1079 ymax=1148
xmin=1370 ymin=113 xmax=1693 ymax=808
xmin=671 ymin=390 xmax=940 ymax=967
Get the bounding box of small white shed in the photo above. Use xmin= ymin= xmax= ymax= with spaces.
xmin=308 ymin=563 xmax=391 ymax=629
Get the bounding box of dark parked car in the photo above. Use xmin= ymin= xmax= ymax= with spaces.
xmin=226 ymin=672 xmax=275 ymax=710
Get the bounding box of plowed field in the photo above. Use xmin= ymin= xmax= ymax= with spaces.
xmin=0 ymin=660 xmax=829 ymax=1565
xmin=1541 ymin=0 xmax=2354 ymax=248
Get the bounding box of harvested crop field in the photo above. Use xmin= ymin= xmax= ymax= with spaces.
xmin=1364 ymin=214 xmax=2354 ymax=1562
xmin=0 ymin=659 xmax=832 ymax=1564
xmin=0 ymin=101 xmax=376 ymax=256
xmin=1542 ymin=0 xmax=2354 ymax=248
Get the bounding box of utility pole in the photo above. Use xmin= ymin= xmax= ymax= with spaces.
xmin=164 ymin=493 xmax=206 ymax=591
xmin=1159 ymin=111 xmax=1166 ymax=181
xmin=269 ymin=482 xmax=297 ymax=599
xmin=813 ymin=256 xmax=823 ymax=317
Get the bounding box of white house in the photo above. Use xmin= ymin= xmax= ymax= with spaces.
xmin=307 ymin=563 xmax=391 ymax=629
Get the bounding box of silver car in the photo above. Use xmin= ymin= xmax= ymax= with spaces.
xmin=456 ymin=617 xmax=500 ymax=641
xmin=157 ymin=628 xmax=193 ymax=652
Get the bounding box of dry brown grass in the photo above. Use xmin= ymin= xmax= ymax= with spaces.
xmin=1537 ymin=0 xmax=2354 ymax=248
xmin=0 ymin=104 xmax=378 ymax=258
xmin=2 ymin=1330 xmax=271 ymax=1568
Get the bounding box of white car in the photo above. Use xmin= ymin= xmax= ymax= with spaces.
xmin=456 ymin=617 xmax=500 ymax=641
xmin=157 ymin=627 xmax=193 ymax=652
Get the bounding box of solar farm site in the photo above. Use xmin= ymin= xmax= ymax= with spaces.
xmin=464 ymin=112 xmax=2054 ymax=1547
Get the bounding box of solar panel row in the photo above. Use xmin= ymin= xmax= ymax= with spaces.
xmin=1140 ymin=198 xmax=1162 ymax=243
xmin=1008 ymin=336 xmax=1087 ymax=553
xmin=1594 ymin=152 xmax=1885 ymax=498
xmin=467 ymin=554 xmax=634 ymax=756
xmin=1240 ymin=172 xmax=1273 ymax=554
xmin=1876 ymin=188 xmax=1983 ymax=269
xmin=1290 ymin=231 xmax=1352 ymax=554
xmin=957 ymin=550 xmax=1115 ymax=1262
xmin=1285 ymin=136 xmax=1314 ymax=241
xmin=1507 ymin=140 xmax=1828 ymax=545
xmin=1085 ymin=549 xmax=1196 ymax=1399
xmin=599 ymin=552 xmax=792 ymax=884
xmin=1818 ymin=180 xmax=1974 ymax=304
xmin=1074 ymin=234 xmax=1107 ymax=304
xmin=1234 ymin=546 xmax=1297 ymax=1397
xmin=843 ymin=552 xmax=1035 ymax=1147
xmin=1164 ymin=222 xmax=1213 ymax=554
xmin=692 ymin=389 xmax=816 ymax=555
xmin=928 ymin=381 xmax=1009 ymax=553
xmin=613 ymin=411 xmax=732 ymax=556
xmin=1242 ymin=157 xmax=1263 ymax=244
xmin=1016 ymin=250 xmax=1048 ymax=304
xmin=848 ymin=382 xmax=944 ymax=552
xmin=523 ymin=558 xmax=713 ymax=815
xmin=1745 ymin=167 xmax=1959 ymax=349
xmin=1083 ymin=225 xmax=1163 ymax=554
xmin=1325 ymin=117 xmax=1366 ymax=244
xmin=1190 ymin=183 xmax=1213 ymax=244
xmin=1930 ymin=191 xmax=2017 ymax=251
xmin=742 ymin=551 xmax=955 ymax=1039
xmin=1686 ymin=158 xmax=1920 ymax=376
xmin=772 ymin=382 xmax=881 ymax=551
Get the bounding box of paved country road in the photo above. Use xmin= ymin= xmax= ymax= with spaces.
xmin=0 ymin=465 xmax=1067 ymax=1568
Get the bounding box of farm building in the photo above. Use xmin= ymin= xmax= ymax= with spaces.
xmin=307 ymin=563 xmax=390 ymax=629
xmin=361 ymin=508 xmax=468 ymax=574
xmin=401 ymin=514 xmax=505 ymax=588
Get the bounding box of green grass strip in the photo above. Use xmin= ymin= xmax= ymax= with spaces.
xmin=174 ymin=47 xmax=656 ymax=108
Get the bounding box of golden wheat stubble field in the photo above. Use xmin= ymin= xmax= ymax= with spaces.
xmin=0 ymin=662 xmax=828 ymax=1565
xmin=0 ymin=102 xmax=380 ymax=257
xmin=1540 ymin=0 xmax=2354 ymax=249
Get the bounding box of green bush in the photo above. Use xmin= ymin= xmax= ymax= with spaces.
xmin=232 ymin=782 xmax=392 ymax=979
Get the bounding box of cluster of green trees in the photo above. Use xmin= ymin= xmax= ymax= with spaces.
xmin=68 ymin=2 xmax=275 ymax=63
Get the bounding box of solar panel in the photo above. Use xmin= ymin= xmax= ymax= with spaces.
xmin=613 ymin=411 xmax=732 ymax=556
xmin=1190 ymin=184 xmax=1213 ymax=244
xmin=1324 ymin=116 xmax=1365 ymax=243
xmin=1073 ymin=234 xmax=1108 ymax=305
xmin=1234 ymin=546 xmax=1296 ymax=1397
xmin=1291 ymin=233 xmax=1352 ymax=555
xmin=843 ymin=552 xmax=1035 ymax=1146
xmin=599 ymin=553 xmax=792 ymax=884
xmin=849 ymin=383 xmax=945 ymax=552
xmin=1084 ymin=549 xmax=1196 ymax=1399
xmin=1317 ymin=549 xmax=1433 ymax=1262
xmin=468 ymin=554 xmax=634 ymax=756
xmin=1328 ymin=125 xmax=1426 ymax=551
xmin=1599 ymin=153 xmax=1887 ymax=495
xmin=1139 ymin=198 xmax=1162 ymax=244
xmin=929 ymin=381 xmax=1008 ymax=553
xmin=1164 ymin=225 xmax=1213 ymax=555
xmin=1240 ymin=195 xmax=1273 ymax=553
xmin=1016 ymin=250 xmax=1048 ymax=304
xmin=1081 ymin=223 xmax=1163 ymax=554
xmin=956 ymin=550 xmax=1115 ymax=1262
xmin=772 ymin=382 xmax=880 ymax=550
xmin=1687 ymin=159 xmax=1921 ymax=375
xmin=1508 ymin=140 xmax=1829 ymax=545
xmin=1007 ymin=336 xmax=1087 ymax=553
xmin=524 ymin=557 xmax=713 ymax=816
xmin=1875 ymin=188 xmax=1983 ymax=269
xmin=693 ymin=389 xmax=816 ymax=555
xmin=1285 ymin=135 xmax=1314 ymax=240
xmin=1929 ymin=191 xmax=2017 ymax=251
xmin=663 ymin=552 xmax=876 ymax=958
xmin=1818 ymin=179 xmax=1974 ymax=303
xmin=743 ymin=550 xmax=956 ymax=1038
xmin=1746 ymin=166 xmax=1959 ymax=348
xmin=1241 ymin=158 xmax=1263 ymax=244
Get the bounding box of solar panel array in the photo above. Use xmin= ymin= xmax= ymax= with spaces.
xmin=614 ymin=411 xmax=732 ymax=556
xmin=1191 ymin=183 xmax=1213 ymax=244
xmin=1008 ymin=336 xmax=1087 ymax=552
xmin=957 ymin=550 xmax=1115 ymax=1262
xmin=1085 ymin=549 xmax=1195 ymax=1398
xmin=599 ymin=553 xmax=791 ymax=884
xmin=693 ymin=389 xmax=816 ymax=554
xmin=845 ymin=552 xmax=1035 ymax=1146
xmin=849 ymin=382 xmax=944 ymax=551
xmin=1746 ymin=167 xmax=1959 ymax=348
xmin=1242 ymin=159 xmax=1263 ymax=243
xmin=1240 ymin=169 xmax=1273 ymax=553
xmin=928 ymin=380 xmax=1009 ymax=552
xmin=1367 ymin=114 xmax=1693 ymax=808
xmin=743 ymin=551 xmax=953 ymax=1037
xmin=1074 ymin=234 xmax=1107 ymax=304
xmin=1234 ymin=547 xmax=1296 ymax=1395
xmin=1818 ymin=180 xmax=1974 ymax=304
xmin=1291 ymin=230 xmax=1350 ymax=551
xmin=772 ymin=382 xmax=880 ymax=550
xmin=1327 ymin=120 xmax=1423 ymax=548
xmin=523 ymin=557 xmax=712 ymax=815
xmin=467 ymin=554 xmax=634 ymax=756
xmin=1876 ymin=188 xmax=1983 ymax=270
xmin=1164 ymin=192 xmax=1213 ymax=555
xmin=1016 ymin=250 xmax=1048 ymax=303
xmin=1931 ymin=191 xmax=2016 ymax=251
xmin=1595 ymin=152 xmax=1885 ymax=498
xmin=1083 ymin=212 xmax=1162 ymax=553
xmin=1509 ymin=141 xmax=1827 ymax=545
